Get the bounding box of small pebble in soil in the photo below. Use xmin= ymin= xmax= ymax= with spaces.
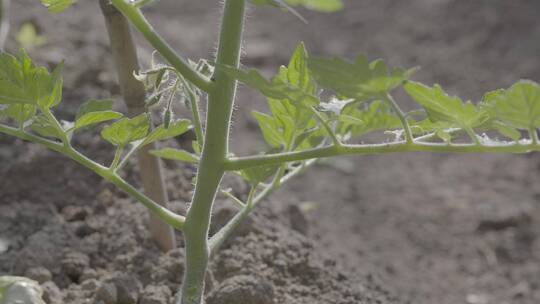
xmin=41 ymin=281 xmax=62 ymax=304
xmin=108 ymin=274 xmax=142 ymax=304
xmin=95 ymin=282 xmax=117 ymax=304
xmin=61 ymin=205 xmax=90 ymax=222
xmin=139 ymin=285 xmax=172 ymax=304
xmin=61 ymin=251 xmax=90 ymax=282
xmin=206 ymin=275 xmax=275 ymax=304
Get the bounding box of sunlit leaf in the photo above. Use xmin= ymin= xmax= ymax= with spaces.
xmin=404 ymin=81 xmax=488 ymax=130
xmin=251 ymin=0 xmax=343 ymax=14
xmin=0 ymin=104 xmax=36 ymax=125
xmin=76 ymin=99 xmax=114 ymax=119
xmin=75 ymin=111 xmax=123 ymax=129
xmin=0 ymin=51 xmax=63 ymax=109
xmin=481 ymin=80 xmax=540 ymax=130
xmin=337 ymin=100 xmax=402 ymax=137
xmin=140 ymin=119 xmax=191 ymax=147
xmin=308 ymin=55 xmax=416 ymax=100
xmin=252 ymin=111 xmax=284 ymax=148
xmin=40 ymin=0 xmax=76 ymax=13
xmin=150 ymin=148 xmax=199 ymax=163
xmin=101 ymin=114 xmax=150 ymax=147
xmin=30 ymin=114 xmax=62 ymax=139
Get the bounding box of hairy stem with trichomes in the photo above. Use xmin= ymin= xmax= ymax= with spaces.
xmin=178 ymin=0 xmax=245 ymax=302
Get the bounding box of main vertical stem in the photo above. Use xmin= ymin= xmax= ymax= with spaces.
xmin=180 ymin=0 xmax=245 ymax=303
xmin=100 ymin=0 xmax=176 ymax=252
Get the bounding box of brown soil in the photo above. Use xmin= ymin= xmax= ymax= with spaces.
xmin=2 ymin=0 xmax=540 ymax=304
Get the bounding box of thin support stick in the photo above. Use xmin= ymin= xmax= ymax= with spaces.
xmin=110 ymin=0 xmax=213 ymax=92
xmin=100 ymin=0 xmax=176 ymax=252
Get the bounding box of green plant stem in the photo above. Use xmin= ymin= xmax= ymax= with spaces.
xmin=0 ymin=123 xmax=186 ymax=230
xmin=116 ymin=143 xmax=139 ymax=170
xmin=110 ymin=146 xmax=124 ymax=170
xmin=42 ymin=108 xmax=70 ymax=145
xmin=381 ymin=93 xmax=413 ymax=143
xmin=464 ymin=127 xmax=480 ymax=145
xmin=209 ymin=159 xmax=315 ymax=255
xmin=529 ymin=127 xmax=539 ymax=144
xmin=179 ymin=0 xmax=245 ymax=303
xmin=180 ymin=77 xmax=204 ymax=147
xmin=310 ymin=106 xmax=341 ymax=146
xmin=225 ymin=140 xmax=540 ymax=171
xmin=110 ymin=0 xmax=213 ymax=92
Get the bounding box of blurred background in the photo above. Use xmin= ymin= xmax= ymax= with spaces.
xmin=2 ymin=1 xmax=540 ymax=303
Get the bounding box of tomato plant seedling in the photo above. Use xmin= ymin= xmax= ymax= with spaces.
xmin=2 ymin=0 xmax=540 ymax=303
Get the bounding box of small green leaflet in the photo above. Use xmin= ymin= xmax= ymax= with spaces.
xmin=101 ymin=114 xmax=150 ymax=147
xmin=76 ymin=99 xmax=114 ymax=119
xmin=140 ymin=119 xmax=191 ymax=147
xmin=30 ymin=114 xmax=62 ymax=139
xmin=0 ymin=51 xmax=63 ymax=109
xmin=150 ymin=148 xmax=199 ymax=163
xmin=283 ymin=0 xmax=343 ymax=12
xmin=74 ymin=99 xmax=122 ymax=129
xmin=404 ymin=81 xmax=488 ymax=130
xmin=481 ymin=80 xmax=540 ymax=130
xmin=308 ymin=56 xmax=416 ymax=100
xmin=253 ymin=111 xmax=284 ymax=148
xmin=221 ymin=44 xmax=318 ymax=107
xmin=220 ymin=65 xmax=316 ymax=105
xmin=75 ymin=112 xmax=123 ymax=130
xmin=0 ymin=104 xmax=36 ymax=124
xmin=40 ymin=0 xmax=76 ymax=13
xmin=337 ymin=100 xmax=402 ymax=137
xmin=251 ymin=0 xmax=343 ymax=16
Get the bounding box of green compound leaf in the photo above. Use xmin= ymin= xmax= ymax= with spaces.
xmin=481 ymin=80 xmax=540 ymax=130
xmin=220 ymin=44 xmax=318 ymax=107
xmin=40 ymin=0 xmax=76 ymax=13
xmin=140 ymin=119 xmax=192 ymax=147
xmin=308 ymin=55 xmax=416 ymax=101
xmin=0 ymin=104 xmax=36 ymax=124
xmin=404 ymin=81 xmax=488 ymax=130
xmin=233 ymin=44 xmax=324 ymax=151
xmin=74 ymin=99 xmax=122 ymax=130
xmin=76 ymin=99 xmax=114 ymax=119
xmin=30 ymin=114 xmax=63 ymax=139
xmin=337 ymin=100 xmax=402 ymax=137
xmin=253 ymin=111 xmax=284 ymax=148
xmin=101 ymin=114 xmax=150 ymax=147
xmin=0 ymin=51 xmax=63 ymax=108
xmin=220 ymin=65 xmax=317 ymax=105
xmin=150 ymin=148 xmax=199 ymax=164
xmin=75 ymin=111 xmax=123 ymax=130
